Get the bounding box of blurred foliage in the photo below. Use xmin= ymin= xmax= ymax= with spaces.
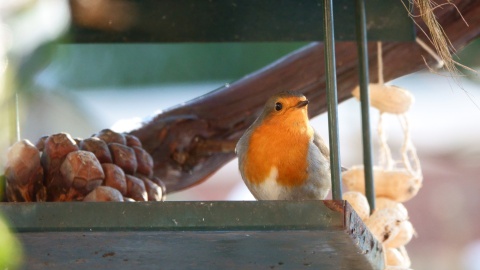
xmin=1 ymin=62 xmax=19 ymax=178
xmin=21 ymin=42 xmax=308 ymax=91
xmin=16 ymin=40 xmax=59 ymax=91
xmin=0 ymin=175 xmax=4 ymax=201
xmin=0 ymin=213 xmax=23 ymax=270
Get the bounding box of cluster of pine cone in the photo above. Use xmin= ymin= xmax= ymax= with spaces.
xmin=3 ymin=129 xmax=166 ymax=202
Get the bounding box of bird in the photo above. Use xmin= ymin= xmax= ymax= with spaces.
xmin=236 ymin=91 xmax=331 ymax=200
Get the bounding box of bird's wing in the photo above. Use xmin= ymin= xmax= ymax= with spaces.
xmin=313 ymin=130 xmax=330 ymax=160
xmin=313 ymin=130 xmax=349 ymax=172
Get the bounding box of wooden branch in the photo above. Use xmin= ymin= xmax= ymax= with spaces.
xmin=130 ymin=0 xmax=480 ymax=193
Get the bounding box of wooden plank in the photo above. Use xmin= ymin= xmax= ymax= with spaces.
xmin=2 ymin=201 xmax=344 ymax=232
xmin=1 ymin=201 xmax=384 ymax=269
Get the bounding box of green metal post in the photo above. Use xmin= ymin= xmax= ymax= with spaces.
xmin=355 ymin=0 xmax=375 ymax=213
xmin=323 ymin=0 xmax=343 ymax=200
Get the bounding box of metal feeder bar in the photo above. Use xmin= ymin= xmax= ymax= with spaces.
xmin=322 ymin=0 xmax=343 ymax=200
xmin=355 ymin=0 xmax=375 ymax=213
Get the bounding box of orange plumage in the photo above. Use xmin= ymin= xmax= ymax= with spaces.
xmin=236 ymin=91 xmax=331 ymax=200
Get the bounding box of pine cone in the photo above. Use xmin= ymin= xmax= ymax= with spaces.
xmin=79 ymin=137 xmax=112 ymax=164
xmin=136 ymin=174 xmax=164 ymax=201
xmin=125 ymin=175 xmax=148 ymax=201
xmin=60 ymin=151 xmax=105 ymax=201
xmin=4 ymin=140 xmax=45 ymax=202
xmin=84 ymin=186 xmax=123 ymax=202
xmin=41 ymin=133 xmax=79 ymax=201
xmin=2 ymin=130 xmax=167 ymax=202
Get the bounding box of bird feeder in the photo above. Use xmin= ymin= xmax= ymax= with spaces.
xmin=0 ymin=0 xmax=416 ymax=269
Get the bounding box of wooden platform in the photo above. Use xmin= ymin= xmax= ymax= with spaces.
xmin=0 ymin=201 xmax=383 ymax=269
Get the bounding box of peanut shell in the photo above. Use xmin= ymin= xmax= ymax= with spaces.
xmin=343 ymin=191 xmax=370 ymax=221
xmin=342 ymin=166 xmax=422 ymax=202
xmin=352 ymin=84 xmax=414 ymax=114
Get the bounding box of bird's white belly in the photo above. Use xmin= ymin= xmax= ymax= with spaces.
xmin=245 ymin=142 xmax=331 ymax=200
xmin=249 ymin=167 xmax=286 ymax=200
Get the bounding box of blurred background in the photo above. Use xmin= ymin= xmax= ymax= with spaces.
xmin=1 ymin=0 xmax=480 ymax=269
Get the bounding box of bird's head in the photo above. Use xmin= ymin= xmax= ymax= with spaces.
xmin=260 ymin=91 xmax=311 ymax=133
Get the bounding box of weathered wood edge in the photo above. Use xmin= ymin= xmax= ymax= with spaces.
xmin=345 ymin=201 xmax=384 ymax=270
xmin=0 ymin=201 xmax=348 ymax=232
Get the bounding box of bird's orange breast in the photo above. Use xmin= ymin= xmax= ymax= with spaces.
xmin=243 ymin=114 xmax=313 ymax=187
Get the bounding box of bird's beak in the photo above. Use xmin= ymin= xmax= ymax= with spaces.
xmin=296 ymin=100 xmax=309 ymax=108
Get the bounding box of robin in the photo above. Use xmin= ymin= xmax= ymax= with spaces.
xmin=236 ymin=91 xmax=331 ymax=200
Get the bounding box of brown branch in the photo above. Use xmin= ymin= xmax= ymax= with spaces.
xmin=130 ymin=0 xmax=480 ymax=193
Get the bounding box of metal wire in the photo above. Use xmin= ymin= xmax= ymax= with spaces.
xmin=355 ymin=0 xmax=375 ymax=213
xmin=322 ymin=0 xmax=343 ymax=200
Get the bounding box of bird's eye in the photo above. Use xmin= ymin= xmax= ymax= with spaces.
xmin=275 ymin=102 xmax=283 ymax=111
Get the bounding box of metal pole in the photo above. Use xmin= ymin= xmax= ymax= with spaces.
xmin=322 ymin=0 xmax=342 ymax=200
xmin=355 ymin=0 xmax=375 ymax=213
